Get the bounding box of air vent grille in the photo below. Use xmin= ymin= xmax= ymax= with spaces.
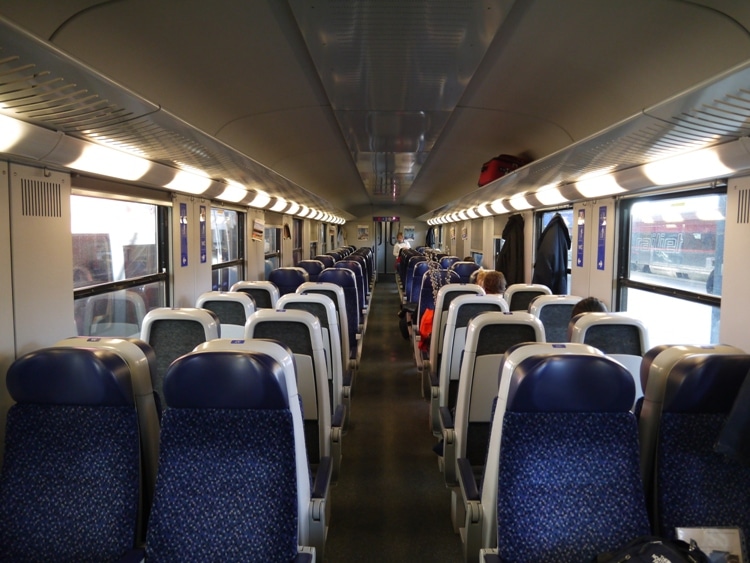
xmin=737 ymin=188 xmax=750 ymax=224
xmin=21 ymin=178 xmax=61 ymax=217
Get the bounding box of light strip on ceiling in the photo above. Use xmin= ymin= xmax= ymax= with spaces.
xmin=217 ymin=181 xmax=248 ymax=203
xmin=248 ymin=189 xmax=272 ymax=208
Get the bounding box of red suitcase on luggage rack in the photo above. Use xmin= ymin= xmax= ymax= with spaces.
xmin=478 ymin=154 xmax=527 ymax=187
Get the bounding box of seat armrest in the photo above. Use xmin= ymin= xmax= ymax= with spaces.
xmin=294 ymin=551 xmax=315 ymax=563
xmin=457 ymin=457 xmax=480 ymax=501
xmin=331 ymin=404 xmax=345 ymax=428
xmin=480 ymin=550 xmax=502 ymax=563
xmin=313 ymin=456 xmax=333 ymax=500
xmin=117 ymin=549 xmax=145 ymax=563
xmin=429 ymin=371 xmax=439 ymax=388
xmin=438 ymin=406 xmax=454 ymax=430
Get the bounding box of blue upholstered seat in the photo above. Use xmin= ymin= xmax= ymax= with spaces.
xmin=297 ymin=259 xmax=326 ymax=282
xmin=468 ymin=353 xmax=650 ymax=563
xmin=268 ymin=266 xmax=310 ymax=296
xmin=0 ymin=347 xmax=142 ymax=562
xmin=639 ymin=351 xmax=750 ymax=539
xmin=449 ymin=261 xmax=480 ymax=284
xmin=440 ymin=255 xmax=460 ymax=270
xmin=335 ymin=259 xmax=367 ymax=314
xmin=318 ymin=268 xmax=362 ymax=364
xmin=144 ymin=349 xmax=323 ymax=561
xmin=314 ymin=254 xmax=335 ymax=269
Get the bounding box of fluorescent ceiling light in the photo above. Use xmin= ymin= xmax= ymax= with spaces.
xmin=286 ymin=202 xmax=300 ymax=215
xmin=575 ymin=170 xmax=625 ymax=198
xmin=217 ymin=181 xmax=248 ymax=203
xmin=509 ymin=192 xmax=532 ymax=210
xmin=490 ymin=199 xmax=508 ymax=214
xmin=466 ymin=208 xmax=478 ymax=219
xmin=248 ymin=189 xmax=271 ymax=208
xmin=535 ymin=184 xmax=568 ymax=205
xmin=643 ymin=148 xmax=734 ymax=186
xmin=165 ymin=166 xmax=212 ymax=194
xmin=458 ymin=211 xmax=468 ymax=220
xmin=298 ymin=205 xmax=310 ymax=217
xmin=270 ymin=197 xmax=287 ymax=212
xmin=476 ymin=204 xmax=492 ymax=217
xmin=68 ymin=143 xmax=151 ymax=182
xmin=0 ymin=114 xmax=24 ymax=152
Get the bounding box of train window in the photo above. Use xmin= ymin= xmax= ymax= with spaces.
xmin=618 ymin=191 xmax=725 ymax=344
xmin=210 ymin=207 xmax=244 ymax=291
xmin=292 ymin=218 xmax=303 ymax=265
xmin=71 ymin=195 xmax=167 ymax=337
xmin=264 ymin=226 xmax=281 ymax=277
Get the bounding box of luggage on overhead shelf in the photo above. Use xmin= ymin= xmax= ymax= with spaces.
xmin=478 ymin=154 xmax=528 ymax=187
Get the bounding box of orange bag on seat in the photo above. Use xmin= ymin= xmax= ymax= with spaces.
xmin=418 ymin=308 xmax=434 ymax=352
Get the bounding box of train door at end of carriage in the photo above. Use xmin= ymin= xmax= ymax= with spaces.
xmin=374 ymin=217 xmax=400 ymax=276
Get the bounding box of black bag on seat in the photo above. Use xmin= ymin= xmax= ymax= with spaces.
xmin=593 ymin=536 xmax=709 ymax=563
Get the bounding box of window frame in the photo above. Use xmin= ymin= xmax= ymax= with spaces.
xmin=210 ymin=206 xmax=245 ymax=290
xmin=616 ymin=186 xmax=725 ymax=311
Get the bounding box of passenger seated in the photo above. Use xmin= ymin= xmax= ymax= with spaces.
xmin=568 ymin=296 xmax=608 ymax=339
xmin=571 ymin=296 xmax=608 ymax=317
xmin=480 ymin=270 xmax=506 ymax=295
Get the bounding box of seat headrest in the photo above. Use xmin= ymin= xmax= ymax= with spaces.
xmin=665 ymin=354 xmax=750 ymax=413
xmin=320 ymin=268 xmax=356 ymax=286
xmin=164 ymin=351 xmax=288 ymax=410
xmin=507 ymin=354 xmax=634 ymax=413
xmin=7 ymin=347 xmax=133 ymax=406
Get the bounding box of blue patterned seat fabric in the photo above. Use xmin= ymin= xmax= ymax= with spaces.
xmin=655 ymin=354 xmax=750 ymax=540
xmin=145 ymin=351 xmax=305 ymax=562
xmin=495 ymin=354 xmax=650 ymax=563
xmin=0 ymin=348 xmax=140 ymax=563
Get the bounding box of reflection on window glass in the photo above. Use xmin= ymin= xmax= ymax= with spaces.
xmin=629 ymin=194 xmax=725 ymax=295
xmin=71 ymin=196 xmax=158 ymax=288
xmin=211 ymin=208 xmax=239 ymax=264
xmin=210 ymin=208 xmax=242 ymax=291
xmin=71 ymin=195 xmax=165 ymax=338
xmin=74 ymin=284 xmax=162 ymax=338
xmin=265 ymin=226 xmax=281 ymax=277
xmin=293 ymin=218 xmax=303 ymax=265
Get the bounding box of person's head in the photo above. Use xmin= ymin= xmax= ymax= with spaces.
xmin=570 ymin=296 xmax=608 ymax=318
xmin=471 ymin=269 xmax=487 ymax=287
xmin=397 ymin=232 xmax=404 ymax=242
xmin=482 ymin=270 xmax=507 ymax=295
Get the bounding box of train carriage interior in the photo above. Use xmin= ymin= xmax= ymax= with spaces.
xmin=1 ymin=1 xmax=750 ymax=561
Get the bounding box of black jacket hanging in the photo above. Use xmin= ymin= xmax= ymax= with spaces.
xmin=532 ymin=212 xmax=571 ymax=294
xmin=497 ymin=214 xmax=525 ymax=286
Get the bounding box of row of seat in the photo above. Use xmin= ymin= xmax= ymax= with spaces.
xmin=448 ymin=343 xmax=750 ymax=563
xmin=0 ymin=245 xmax=377 ymax=560
xmin=0 ymin=338 xmax=328 ymax=561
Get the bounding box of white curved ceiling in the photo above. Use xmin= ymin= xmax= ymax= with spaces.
xmin=1 ymin=0 xmax=750 ymax=218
